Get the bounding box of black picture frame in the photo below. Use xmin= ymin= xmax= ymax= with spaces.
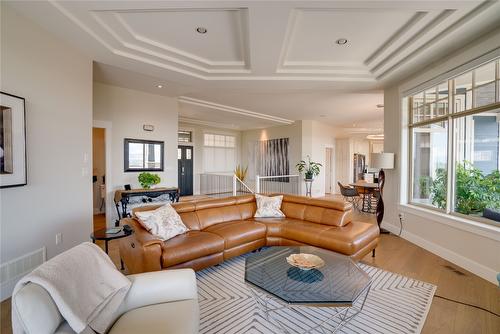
xmin=124 ymin=138 xmax=164 ymax=172
xmin=0 ymin=92 xmax=27 ymax=189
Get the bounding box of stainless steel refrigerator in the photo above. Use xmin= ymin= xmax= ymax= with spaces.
xmin=353 ymin=154 xmax=366 ymax=182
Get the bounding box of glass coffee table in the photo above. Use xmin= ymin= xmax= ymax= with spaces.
xmin=245 ymin=246 xmax=371 ymax=333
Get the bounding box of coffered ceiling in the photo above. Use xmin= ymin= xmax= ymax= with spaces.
xmin=7 ymin=1 xmax=500 ymax=133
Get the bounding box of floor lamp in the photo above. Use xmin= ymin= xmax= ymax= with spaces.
xmin=370 ymin=153 xmax=394 ymax=234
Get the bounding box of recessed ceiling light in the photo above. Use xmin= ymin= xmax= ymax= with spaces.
xmin=156 ymin=84 xmax=163 ymax=88
xmin=196 ymin=27 xmax=207 ymax=34
xmin=336 ymin=38 xmax=348 ymax=45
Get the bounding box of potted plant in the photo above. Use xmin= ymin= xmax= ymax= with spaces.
xmin=296 ymin=155 xmax=322 ymax=180
xmin=234 ymin=164 xmax=248 ymax=181
xmin=138 ymin=172 xmax=161 ymax=189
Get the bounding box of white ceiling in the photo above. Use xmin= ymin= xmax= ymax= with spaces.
xmin=8 ymin=1 xmax=500 ymax=133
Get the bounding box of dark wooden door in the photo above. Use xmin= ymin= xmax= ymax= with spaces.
xmin=178 ymin=146 xmax=193 ymax=196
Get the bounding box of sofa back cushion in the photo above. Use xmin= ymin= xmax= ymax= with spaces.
xmin=235 ymin=195 xmax=257 ymax=220
xmin=132 ymin=194 xmax=351 ymax=230
xmin=193 ymin=197 xmax=240 ymax=230
xmin=303 ymin=206 xmax=352 ymax=227
xmin=281 ymin=195 xmax=352 ymax=227
xmin=281 ymin=202 xmax=306 ymax=220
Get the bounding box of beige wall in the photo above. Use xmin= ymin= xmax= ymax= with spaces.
xmin=383 ymin=27 xmax=500 ymax=284
xmin=93 ymin=83 xmax=178 ymax=225
xmin=0 ymin=4 xmax=93 ymax=297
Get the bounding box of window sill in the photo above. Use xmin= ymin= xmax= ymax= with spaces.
xmin=398 ymin=203 xmax=500 ymax=242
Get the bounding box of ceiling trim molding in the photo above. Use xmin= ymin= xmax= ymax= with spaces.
xmin=51 ymin=1 xmax=252 ymax=75
xmin=111 ymin=9 xmax=249 ymax=67
xmin=178 ymin=96 xmax=294 ymax=124
xmin=49 ymin=0 xmax=495 ymax=83
xmin=276 ymin=8 xmax=375 ymax=80
xmin=370 ymin=9 xmax=456 ymax=74
xmin=178 ymin=117 xmax=242 ymax=130
xmin=374 ymin=0 xmax=495 ymax=80
xmin=364 ymin=11 xmax=428 ymax=66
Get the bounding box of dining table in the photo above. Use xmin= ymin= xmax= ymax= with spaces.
xmin=349 ymin=182 xmax=380 ymax=213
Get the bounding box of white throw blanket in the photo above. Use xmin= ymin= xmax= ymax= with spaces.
xmin=12 ymin=242 xmax=131 ymax=333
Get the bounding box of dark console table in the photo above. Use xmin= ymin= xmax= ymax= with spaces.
xmin=114 ymin=187 xmax=179 ymax=225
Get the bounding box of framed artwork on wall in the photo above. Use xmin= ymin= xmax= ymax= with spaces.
xmin=0 ymin=92 xmax=27 ymax=188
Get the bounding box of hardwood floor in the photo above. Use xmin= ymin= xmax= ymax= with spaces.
xmin=1 ymin=208 xmax=499 ymax=334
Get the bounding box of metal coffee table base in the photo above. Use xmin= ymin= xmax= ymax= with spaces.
xmin=247 ymin=284 xmax=371 ymax=334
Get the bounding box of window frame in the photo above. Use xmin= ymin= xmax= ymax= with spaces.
xmin=202 ymin=132 xmax=237 ymax=173
xmin=203 ymin=133 xmax=236 ymax=148
xmin=123 ymin=138 xmax=164 ymax=172
xmin=178 ymin=130 xmax=193 ymax=144
xmin=407 ymin=58 xmax=500 ymax=226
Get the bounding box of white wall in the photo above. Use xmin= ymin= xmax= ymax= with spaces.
xmin=240 ymin=121 xmax=337 ymax=197
xmin=241 ymin=121 xmax=303 ymax=186
xmin=301 ymin=121 xmax=337 ymax=197
xmin=0 ymin=4 xmax=93 ymax=297
xmin=383 ymin=26 xmax=500 ymax=284
xmin=178 ymin=122 xmax=241 ymax=195
xmin=335 ymin=138 xmax=353 ymax=191
xmin=352 ymin=138 xmax=370 ymax=165
xmin=93 ymin=83 xmax=178 ymax=225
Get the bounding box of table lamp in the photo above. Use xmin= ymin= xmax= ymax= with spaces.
xmin=370 ymin=153 xmax=394 ymax=233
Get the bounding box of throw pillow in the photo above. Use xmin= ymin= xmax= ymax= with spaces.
xmin=254 ymin=194 xmax=285 ymax=218
xmin=135 ymin=204 xmax=188 ymax=241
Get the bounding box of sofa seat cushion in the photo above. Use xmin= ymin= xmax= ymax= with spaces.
xmin=204 ymin=220 xmax=266 ymax=249
xmin=161 ymin=231 xmax=224 ymax=267
xmin=250 ymin=217 xmax=298 ymax=237
xmin=316 ymin=222 xmax=379 ymax=255
xmin=109 ymin=299 xmax=198 ymax=334
xmin=280 ymin=221 xmax=332 ymax=245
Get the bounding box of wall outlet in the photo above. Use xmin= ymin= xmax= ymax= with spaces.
xmin=56 ymin=233 xmax=62 ymax=245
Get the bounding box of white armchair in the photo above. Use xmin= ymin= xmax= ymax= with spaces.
xmin=12 ymin=269 xmax=199 ymax=334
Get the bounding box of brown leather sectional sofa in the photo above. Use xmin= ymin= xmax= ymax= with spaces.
xmin=119 ymin=194 xmax=380 ymax=274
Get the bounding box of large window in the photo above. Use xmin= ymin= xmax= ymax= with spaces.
xmin=407 ymin=58 xmax=500 ymax=225
xmin=203 ymin=133 xmax=236 ymax=173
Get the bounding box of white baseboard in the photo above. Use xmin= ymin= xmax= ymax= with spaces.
xmin=382 ymin=222 xmax=498 ymax=285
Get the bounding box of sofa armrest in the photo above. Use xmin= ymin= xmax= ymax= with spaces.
xmin=119 ymin=269 xmax=198 ymax=314
xmin=119 ymin=218 xmax=163 ymax=274
xmin=124 ymin=218 xmax=163 ymax=247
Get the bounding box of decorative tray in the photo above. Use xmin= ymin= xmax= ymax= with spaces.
xmin=286 ymin=253 xmax=325 ymax=271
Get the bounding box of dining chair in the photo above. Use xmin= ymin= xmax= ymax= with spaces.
xmin=337 ymin=182 xmax=361 ymax=209
xmin=354 ymin=180 xmax=376 ymax=213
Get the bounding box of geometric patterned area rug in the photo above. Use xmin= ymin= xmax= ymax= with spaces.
xmin=197 ymin=253 xmax=436 ymax=334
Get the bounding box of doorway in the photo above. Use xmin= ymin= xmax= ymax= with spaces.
xmin=325 ymin=147 xmax=333 ymax=194
xmin=178 ymin=145 xmax=193 ymax=196
xmin=92 ymin=127 xmax=106 ymax=231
